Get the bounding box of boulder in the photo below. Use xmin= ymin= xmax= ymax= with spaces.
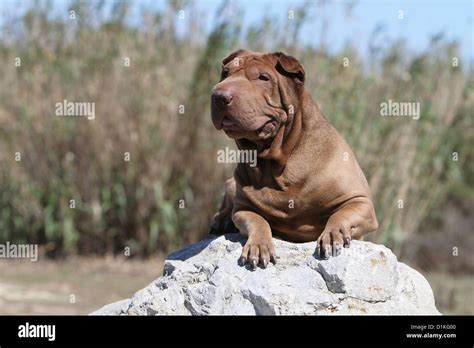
xmin=91 ymin=234 xmax=440 ymax=315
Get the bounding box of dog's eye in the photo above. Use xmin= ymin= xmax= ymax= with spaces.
xmin=258 ymin=73 xmax=270 ymax=81
xmin=221 ymin=69 xmax=229 ymax=80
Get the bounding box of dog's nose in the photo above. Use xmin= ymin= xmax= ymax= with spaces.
xmin=212 ymin=90 xmax=233 ymax=109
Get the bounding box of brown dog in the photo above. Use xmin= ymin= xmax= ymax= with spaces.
xmin=210 ymin=50 xmax=378 ymax=269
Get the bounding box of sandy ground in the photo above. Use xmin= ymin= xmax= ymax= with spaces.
xmin=0 ymin=256 xmax=164 ymax=315
xmin=425 ymin=271 xmax=473 ymax=315
xmin=0 ymin=257 xmax=471 ymax=315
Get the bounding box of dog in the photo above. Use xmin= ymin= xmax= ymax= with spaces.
xmin=210 ymin=50 xmax=378 ymax=269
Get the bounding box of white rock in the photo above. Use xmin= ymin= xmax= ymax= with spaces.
xmin=91 ymin=234 xmax=440 ymax=315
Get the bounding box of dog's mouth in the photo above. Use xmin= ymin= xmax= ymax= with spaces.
xmin=221 ymin=115 xmax=276 ymax=139
xmin=221 ymin=116 xmax=241 ymax=131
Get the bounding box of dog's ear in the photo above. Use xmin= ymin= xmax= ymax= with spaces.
xmin=222 ymin=49 xmax=249 ymax=66
xmin=272 ymin=52 xmax=305 ymax=85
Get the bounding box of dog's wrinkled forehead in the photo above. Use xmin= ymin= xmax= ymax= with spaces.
xmin=223 ymin=53 xmax=272 ymax=70
xmin=220 ymin=49 xmax=306 ymax=86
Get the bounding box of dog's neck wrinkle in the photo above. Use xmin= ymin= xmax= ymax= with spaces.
xmin=263 ymin=90 xmax=309 ymax=165
xmin=235 ymin=91 xmax=333 ymax=192
xmin=237 ymin=91 xmax=308 ymax=161
xmin=234 ymin=92 xmax=311 ymax=191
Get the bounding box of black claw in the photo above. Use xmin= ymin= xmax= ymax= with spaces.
xmin=251 ymin=259 xmax=257 ymax=270
xmin=238 ymin=257 xmax=246 ymax=266
xmin=262 ymin=259 xmax=268 ymax=268
xmin=324 ymin=247 xmax=331 ymax=259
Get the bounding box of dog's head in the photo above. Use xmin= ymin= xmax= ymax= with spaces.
xmin=211 ymin=50 xmax=305 ymax=141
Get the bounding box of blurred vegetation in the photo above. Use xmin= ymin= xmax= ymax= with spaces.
xmin=0 ymin=0 xmax=472 ymax=269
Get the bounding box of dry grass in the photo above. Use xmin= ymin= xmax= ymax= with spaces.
xmin=0 ymin=1 xmax=472 ymax=270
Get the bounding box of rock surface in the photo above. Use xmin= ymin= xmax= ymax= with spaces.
xmin=91 ymin=234 xmax=440 ymax=315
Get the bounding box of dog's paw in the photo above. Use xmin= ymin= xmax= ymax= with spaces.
xmin=315 ymin=226 xmax=352 ymax=259
xmin=239 ymin=234 xmax=276 ymax=270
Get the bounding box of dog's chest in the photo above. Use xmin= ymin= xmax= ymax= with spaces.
xmin=240 ymin=176 xmax=324 ymax=220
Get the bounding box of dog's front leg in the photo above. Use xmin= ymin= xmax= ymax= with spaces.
xmin=316 ymin=199 xmax=378 ymax=259
xmin=232 ymin=210 xmax=277 ymax=270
